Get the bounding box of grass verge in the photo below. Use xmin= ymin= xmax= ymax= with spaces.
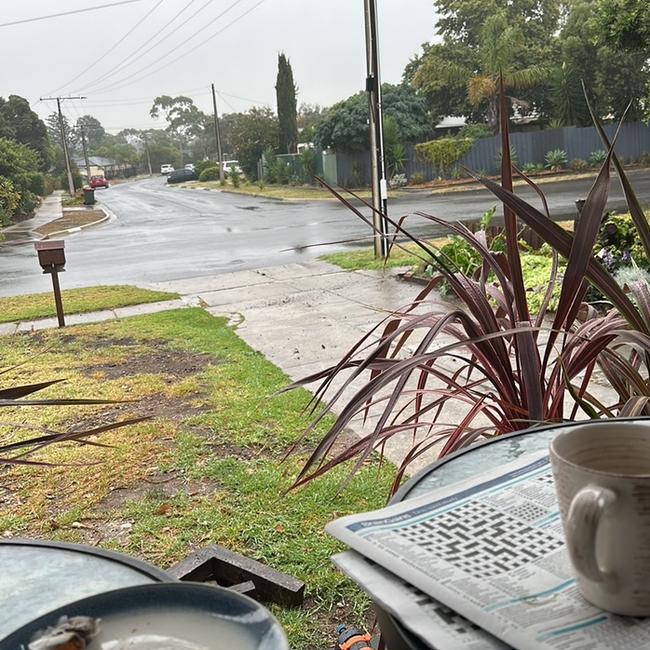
xmin=0 ymin=285 xmax=179 ymax=323
xmin=0 ymin=308 xmax=394 ymax=648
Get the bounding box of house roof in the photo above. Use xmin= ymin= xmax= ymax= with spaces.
xmin=72 ymin=156 xmax=117 ymax=167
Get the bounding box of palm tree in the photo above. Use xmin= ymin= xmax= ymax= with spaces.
xmin=468 ymin=13 xmax=549 ymax=132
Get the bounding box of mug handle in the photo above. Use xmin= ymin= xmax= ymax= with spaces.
xmin=566 ymin=485 xmax=616 ymax=584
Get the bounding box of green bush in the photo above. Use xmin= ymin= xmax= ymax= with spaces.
xmin=589 ymin=149 xmax=608 ymax=167
xmin=570 ymin=158 xmax=589 ymax=171
xmin=300 ymin=148 xmax=317 ymax=182
xmin=0 ymin=178 xmax=20 ymax=226
xmin=43 ymin=175 xmax=58 ymax=195
xmin=496 ymin=145 xmax=518 ymax=168
xmin=409 ymin=172 xmax=425 ymax=185
xmin=544 ymin=149 xmax=568 ymax=171
xmin=195 ymin=160 xmax=217 ymax=176
xmin=0 ymin=137 xmax=44 ymax=217
xmin=199 ymin=166 xmax=220 ymax=182
xmin=230 ymin=167 xmax=241 ymax=188
xmin=522 ymin=162 xmax=544 ymax=174
xmin=458 ymin=123 xmax=492 ymax=139
xmin=415 ymin=137 xmax=474 ymax=176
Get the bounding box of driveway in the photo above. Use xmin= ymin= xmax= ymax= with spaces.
xmin=0 ymin=170 xmax=647 ymax=297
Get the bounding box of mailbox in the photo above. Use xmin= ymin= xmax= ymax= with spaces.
xmin=34 ymin=240 xmax=66 ymax=272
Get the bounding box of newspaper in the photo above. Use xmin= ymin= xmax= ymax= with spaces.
xmin=333 ymin=550 xmax=510 ymax=650
xmin=327 ymin=451 xmax=650 ymax=650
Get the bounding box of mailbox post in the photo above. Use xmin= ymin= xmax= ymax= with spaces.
xmin=34 ymin=240 xmax=66 ymax=327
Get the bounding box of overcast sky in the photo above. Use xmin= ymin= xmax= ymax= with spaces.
xmin=2 ymin=0 xmax=437 ymax=132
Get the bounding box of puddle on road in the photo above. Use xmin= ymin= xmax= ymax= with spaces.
xmin=236 ymin=205 xmax=261 ymax=211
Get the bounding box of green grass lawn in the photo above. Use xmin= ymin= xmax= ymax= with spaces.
xmin=322 ymin=238 xmax=451 ymax=271
xmin=0 ymin=285 xmax=179 ymax=323
xmin=0 ymin=308 xmax=394 ymax=648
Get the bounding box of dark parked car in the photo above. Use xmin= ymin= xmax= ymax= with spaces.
xmin=167 ymin=168 xmax=198 ymax=184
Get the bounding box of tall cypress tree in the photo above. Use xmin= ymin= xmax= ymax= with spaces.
xmin=275 ymin=53 xmax=298 ymax=153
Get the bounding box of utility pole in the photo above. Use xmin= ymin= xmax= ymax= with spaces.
xmin=211 ymin=83 xmax=225 ymax=183
xmin=144 ymin=139 xmax=153 ymax=176
xmin=363 ymin=0 xmax=389 ymax=258
xmin=80 ymin=126 xmax=92 ymax=185
xmin=40 ymin=96 xmax=86 ymax=197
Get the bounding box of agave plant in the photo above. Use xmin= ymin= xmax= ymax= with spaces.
xmin=287 ymin=82 xmax=650 ymax=494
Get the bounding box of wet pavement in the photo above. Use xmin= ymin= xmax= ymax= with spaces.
xmin=0 ymin=171 xmax=647 ymax=297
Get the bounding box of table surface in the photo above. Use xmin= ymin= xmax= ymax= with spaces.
xmin=0 ymin=540 xmax=169 ymax=639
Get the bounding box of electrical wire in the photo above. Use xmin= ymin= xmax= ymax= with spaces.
xmin=88 ymin=0 xmax=268 ymax=96
xmin=84 ymin=0 xmax=248 ymax=95
xmin=76 ymin=0 xmax=207 ymax=92
xmin=47 ymin=0 xmax=165 ymax=95
xmin=0 ymin=0 xmax=147 ymax=28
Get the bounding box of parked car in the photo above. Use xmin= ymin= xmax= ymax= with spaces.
xmin=160 ymin=164 xmax=174 ymax=175
xmin=89 ymin=175 xmax=109 ymax=189
xmin=184 ymin=163 xmax=195 ymax=172
xmin=167 ymin=168 xmax=198 ymax=184
xmin=222 ymin=160 xmax=243 ymax=175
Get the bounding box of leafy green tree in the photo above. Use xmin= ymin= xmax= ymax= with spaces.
xmin=0 ymin=96 xmax=51 ymax=170
xmin=596 ymin=0 xmax=650 ymax=51
xmin=314 ymin=83 xmax=431 ymax=153
xmin=297 ymin=103 xmax=326 ymax=143
xmin=94 ymin=142 xmax=140 ymax=166
xmin=45 ymin=112 xmax=77 ymax=152
xmin=150 ymin=95 xmax=207 ymax=140
xmin=559 ymin=0 xmax=649 ymax=121
xmin=0 ymin=137 xmax=44 ymax=218
xmin=229 ymin=107 xmax=278 ymax=179
xmin=276 ymin=53 xmax=298 ymax=153
xmin=73 ymin=115 xmax=106 ymax=151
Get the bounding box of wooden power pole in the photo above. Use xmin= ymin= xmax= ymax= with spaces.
xmin=363 ymin=0 xmax=389 ymax=258
xmin=211 ymin=83 xmax=224 ymax=183
xmin=40 ymin=95 xmax=86 ymax=196
xmin=80 ymin=127 xmax=92 ymax=184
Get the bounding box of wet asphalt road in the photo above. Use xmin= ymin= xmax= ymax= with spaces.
xmin=0 ymin=170 xmax=648 ymax=297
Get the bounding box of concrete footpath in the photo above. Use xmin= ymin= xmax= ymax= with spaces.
xmin=1 ymin=260 xmax=620 ymax=472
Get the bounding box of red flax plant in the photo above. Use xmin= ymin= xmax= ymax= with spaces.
xmin=287 ymin=86 xmax=650 ymax=494
xmin=0 ymin=376 xmax=146 ymax=475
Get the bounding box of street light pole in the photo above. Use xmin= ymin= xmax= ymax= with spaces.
xmin=364 ymin=0 xmax=389 ymax=258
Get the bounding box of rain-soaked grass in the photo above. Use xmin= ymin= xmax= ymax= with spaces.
xmin=0 ymin=308 xmax=394 ymax=649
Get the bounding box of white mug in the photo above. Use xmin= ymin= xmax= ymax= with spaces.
xmin=549 ymin=421 xmax=650 ymax=616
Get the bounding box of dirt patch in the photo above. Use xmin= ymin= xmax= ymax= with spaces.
xmin=84 ymin=349 xmax=218 ymax=380
xmin=34 ymin=209 xmax=106 ymax=236
xmin=97 ymin=470 xmax=220 ymax=511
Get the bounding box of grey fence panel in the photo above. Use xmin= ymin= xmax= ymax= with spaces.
xmin=333 ymin=121 xmax=650 ymax=185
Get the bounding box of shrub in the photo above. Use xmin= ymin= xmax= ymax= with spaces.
xmin=300 ymin=148 xmax=317 ymax=182
xmin=522 ymin=162 xmax=544 ymax=174
xmin=544 ymin=148 xmax=568 ymax=170
xmin=43 ymin=175 xmax=57 ymax=195
xmin=409 ymin=172 xmax=425 ymax=186
xmin=230 ymin=167 xmax=241 ymax=188
xmin=199 ymin=166 xmax=220 ymax=182
xmin=458 ymin=123 xmax=492 ymax=139
xmin=195 ymin=160 xmax=217 ymax=176
xmin=589 ymin=149 xmax=608 ymax=167
xmin=0 ymin=137 xmax=44 ymax=218
xmin=415 ymin=137 xmax=474 ymax=176
xmin=639 ymin=153 xmax=650 ymax=167
xmin=570 ymin=158 xmax=588 ymax=171
xmin=0 ymin=178 xmax=20 ymax=226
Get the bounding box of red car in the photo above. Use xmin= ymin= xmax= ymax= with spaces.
xmin=90 ymin=175 xmax=109 ymax=189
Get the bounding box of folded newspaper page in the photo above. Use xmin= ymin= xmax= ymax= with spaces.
xmin=327 ymin=451 xmax=650 ymax=650
xmin=333 ymin=550 xmax=510 ymax=650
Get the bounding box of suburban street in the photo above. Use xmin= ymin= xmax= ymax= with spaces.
xmin=0 ymin=169 xmax=648 ymax=297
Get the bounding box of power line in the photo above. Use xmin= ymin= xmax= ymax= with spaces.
xmin=87 ymin=0 xmax=268 ymax=96
xmin=0 ymin=0 xmax=147 ymax=28
xmin=85 ymin=0 xmax=248 ymax=95
xmin=48 ymin=0 xmax=165 ymax=95
xmin=76 ymin=0 xmax=206 ymax=93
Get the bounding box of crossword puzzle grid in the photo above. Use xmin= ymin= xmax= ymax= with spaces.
xmin=399 ymin=499 xmax=563 ymax=579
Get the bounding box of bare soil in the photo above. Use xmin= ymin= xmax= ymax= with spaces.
xmin=34 ymin=209 xmax=106 ymax=236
